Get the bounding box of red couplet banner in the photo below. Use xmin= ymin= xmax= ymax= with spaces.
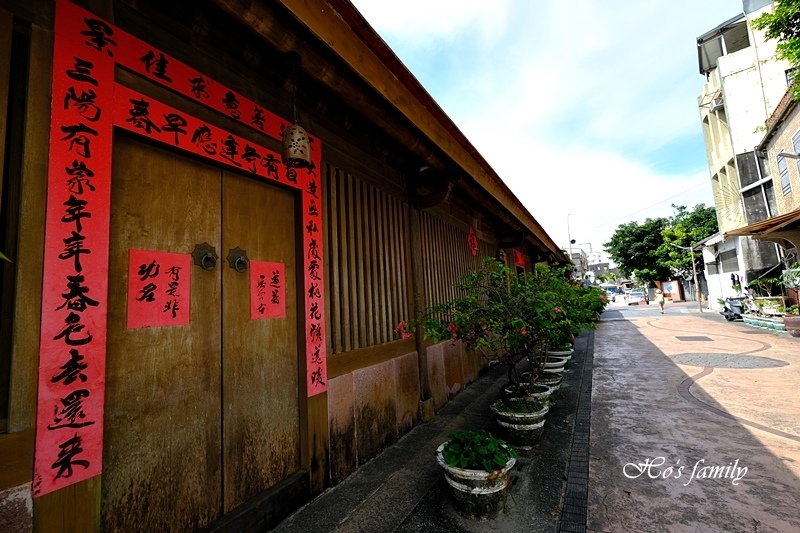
xmin=302 ymin=169 xmax=327 ymax=396
xmin=34 ymin=3 xmax=115 ymax=497
xmin=250 ymin=261 xmax=286 ymax=320
xmin=127 ymin=250 xmax=191 ymax=329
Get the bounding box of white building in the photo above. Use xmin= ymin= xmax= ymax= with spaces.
xmin=696 ymin=0 xmax=791 ymax=309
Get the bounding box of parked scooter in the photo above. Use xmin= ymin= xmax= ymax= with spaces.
xmin=720 ymin=296 xmax=747 ymax=321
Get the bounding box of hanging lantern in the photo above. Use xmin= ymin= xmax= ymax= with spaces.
xmin=281 ymin=122 xmax=311 ymax=169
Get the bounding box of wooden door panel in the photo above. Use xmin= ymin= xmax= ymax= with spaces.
xmin=103 ymin=136 xmax=223 ymax=532
xmin=221 ymin=171 xmax=300 ymax=510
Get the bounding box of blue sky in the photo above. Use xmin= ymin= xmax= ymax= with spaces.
xmin=349 ymin=0 xmax=744 ymax=257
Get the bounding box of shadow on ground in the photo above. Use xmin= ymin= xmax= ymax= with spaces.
xmin=588 ymin=309 xmax=800 ymax=533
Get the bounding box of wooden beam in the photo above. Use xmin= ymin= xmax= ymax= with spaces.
xmin=327 ymin=338 xmax=415 ymax=379
xmin=0 ymin=429 xmax=33 ymax=490
xmin=33 ymin=476 xmax=101 ymax=533
xmin=212 ymin=0 xmax=562 ymax=257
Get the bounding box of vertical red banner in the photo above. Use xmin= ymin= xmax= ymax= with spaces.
xmin=303 ymin=158 xmax=327 ymax=396
xmin=250 ymin=261 xmax=286 ymax=320
xmin=468 ymin=227 xmax=479 ymax=256
xmin=127 ymin=250 xmax=191 ymax=329
xmin=34 ymin=1 xmax=116 ymax=497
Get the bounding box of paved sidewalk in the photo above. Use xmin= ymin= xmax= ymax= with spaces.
xmin=589 ymin=310 xmax=800 ymax=533
xmin=271 ymin=334 xmax=594 ymax=533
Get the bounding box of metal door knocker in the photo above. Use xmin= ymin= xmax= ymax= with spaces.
xmin=192 ymin=242 xmax=218 ymax=271
xmin=227 ymin=247 xmax=249 ymax=273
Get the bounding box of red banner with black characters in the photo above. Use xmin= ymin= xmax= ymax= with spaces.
xmin=127 ymin=250 xmax=191 ymax=329
xmin=57 ymin=0 xmax=301 ymax=147
xmin=250 ymin=261 xmax=286 ymax=320
xmin=302 ymin=168 xmax=327 ymax=395
xmin=34 ymin=3 xmax=115 ymax=497
xmin=34 ymin=0 xmax=328 ymax=498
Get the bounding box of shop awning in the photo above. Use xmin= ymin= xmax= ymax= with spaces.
xmin=700 ymin=232 xmax=725 ymax=246
xmin=725 ymin=209 xmax=800 ymax=237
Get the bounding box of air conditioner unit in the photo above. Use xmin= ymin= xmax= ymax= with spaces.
xmin=709 ymin=96 xmax=724 ymax=112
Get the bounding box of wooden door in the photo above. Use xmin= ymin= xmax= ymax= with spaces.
xmin=221 ymin=170 xmax=299 ymax=510
xmin=102 ymin=137 xmax=300 ymax=532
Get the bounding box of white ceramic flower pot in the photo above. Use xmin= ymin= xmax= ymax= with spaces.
xmin=436 ymin=443 xmax=515 ymax=520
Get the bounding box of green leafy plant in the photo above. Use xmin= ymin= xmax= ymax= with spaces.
xmin=440 ymin=429 xmax=517 ymax=472
xmin=395 ymin=258 xmax=604 ymax=393
xmin=753 ymin=0 xmax=800 ymax=100
xmin=780 ymin=262 xmax=800 ymax=294
xmin=491 ymin=397 xmax=545 ymax=414
xmin=748 ymin=277 xmax=780 ymax=297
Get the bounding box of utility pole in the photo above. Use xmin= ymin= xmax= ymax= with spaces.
xmin=669 ymin=243 xmax=703 ymax=313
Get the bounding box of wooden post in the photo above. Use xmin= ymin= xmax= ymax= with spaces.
xmin=407 ymin=202 xmax=434 ymax=421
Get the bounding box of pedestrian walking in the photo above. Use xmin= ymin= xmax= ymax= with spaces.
xmin=655 ymin=288 xmax=665 ymax=313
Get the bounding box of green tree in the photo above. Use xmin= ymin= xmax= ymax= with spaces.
xmin=603 ymin=217 xmax=671 ymax=282
xmin=596 ymin=272 xmax=619 ymax=284
xmin=604 ymin=204 xmax=719 ymax=283
xmin=658 ymin=204 xmax=719 ymax=278
xmin=753 ymin=0 xmax=800 ymax=98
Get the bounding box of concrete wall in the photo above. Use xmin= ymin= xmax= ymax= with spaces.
xmin=0 ymin=484 xmax=32 ymax=533
xmin=327 ymin=341 xmax=483 ymax=486
xmin=718 ymin=5 xmax=790 ymax=154
xmin=699 ymin=3 xmax=791 ymax=234
xmin=764 ymin=105 xmax=800 ymax=216
xmin=700 ymin=70 xmax=746 ymax=233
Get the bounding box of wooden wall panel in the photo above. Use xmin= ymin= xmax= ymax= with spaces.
xmin=9 ymin=19 xmax=52 ymax=434
xmin=0 ymin=9 xmax=11 ymax=194
xmin=418 ymin=211 xmax=492 ymax=313
xmin=325 ymin=166 xmax=410 ymax=355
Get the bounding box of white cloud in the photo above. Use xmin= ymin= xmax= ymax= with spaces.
xmin=350 ymin=0 xmax=742 ymax=256
xmin=350 ymin=0 xmax=511 ymax=47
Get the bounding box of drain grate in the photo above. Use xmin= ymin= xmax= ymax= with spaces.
xmin=676 ymin=336 xmax=713 ymax=342
xmin=671 ymin=353 xmax=789 ymax=368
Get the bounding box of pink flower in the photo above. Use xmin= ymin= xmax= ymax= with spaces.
xmin=520 ymin=327 xmax=527 ymax=335
xmin=402 ymin=332 xmax=413 ymax=339
xmin=394 ymin=320 xmax=407 ymax=333
xmin=446 ymin=322 xmax=459 ymax=339
xmin=554 ymin=307 xmax=561 ymax=314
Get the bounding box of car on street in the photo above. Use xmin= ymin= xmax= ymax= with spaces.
xmin=604 ymin=290 xmax=616 ymax=302
xmin=627 ymin=290 xmax=648 ymax=305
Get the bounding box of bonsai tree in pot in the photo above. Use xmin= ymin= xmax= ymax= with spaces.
xmin=417 ymin=257 xmax=547 ymax=395
xmin=396 ymin=259 xmax=602 ymax=445
xmin=436 ymin=429 xmax=517 ymax=519
xmin=780 ymin=262 xmax=800 ymax=336
xmin=400 ymin=258 xmax=601 ymax=394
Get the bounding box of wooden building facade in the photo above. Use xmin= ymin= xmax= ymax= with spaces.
xmin=0 ymin=0 xmax=565 ymax=531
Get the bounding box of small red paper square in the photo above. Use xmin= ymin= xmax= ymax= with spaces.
xmin=127 ymin=250 xmax=191 ymax=329
xmin=250 ymin=261 xmax=285 ymax=319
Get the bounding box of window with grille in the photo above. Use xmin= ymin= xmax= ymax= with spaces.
xmin=719 ymin=250 xmax=739 ymax=273
xmin=326 ymin=166 xmax=411 ymax=354
xmin=778 ymin=153 xmax=792 ymax=196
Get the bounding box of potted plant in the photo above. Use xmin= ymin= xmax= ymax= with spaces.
xmin=436 ymin=429 xmax=517 ymax=519
xmin=397 ymin=258 xmax=601 ymax=445
xmin=780 ymin=262 xmax=800 ymax=336
xmin=489 ymin=396 xmax=549 ymax=447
